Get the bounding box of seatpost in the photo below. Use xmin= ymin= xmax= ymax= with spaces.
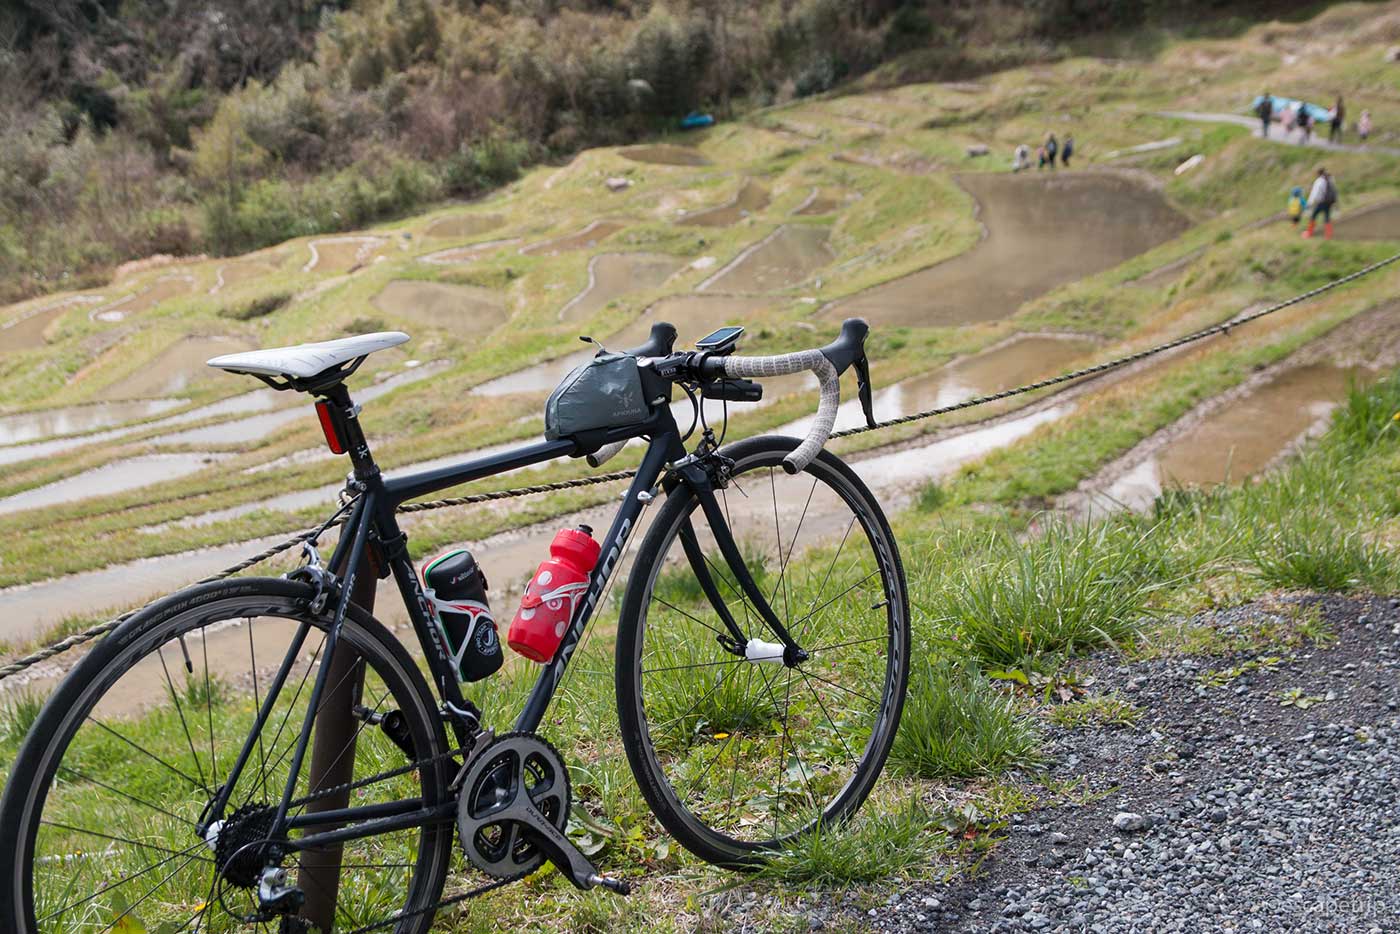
xmin=322 ymin=383 xmax=379 ymax=483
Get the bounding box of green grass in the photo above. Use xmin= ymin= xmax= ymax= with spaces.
xmin=756 ymin=801 xmax=948 ymax=886
xmin=1046 ymin=694 xmax=1144 ymax=729
xmin=923 ymin=521 xmax=1165 ymax=668
xmin=891 ymin=657 xmax=1042 ymax=778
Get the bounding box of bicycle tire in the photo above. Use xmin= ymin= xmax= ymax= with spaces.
xmin=615 ymin=434 xmax=910 ymax=867
xmin=0 ymin=577 xmax=454 ymax=934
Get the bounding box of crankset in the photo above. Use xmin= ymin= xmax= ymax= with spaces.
xmin=456 ymin=731 xmax=629 ymax=894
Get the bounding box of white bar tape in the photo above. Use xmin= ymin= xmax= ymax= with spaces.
xmin=587 ymin=439 xmax=628 ymax=468
xmin=723 ymin=350 xmax=839 ymax=473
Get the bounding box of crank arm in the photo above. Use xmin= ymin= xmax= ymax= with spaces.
xmin=493 ymin=794 xmax=630 ymax=895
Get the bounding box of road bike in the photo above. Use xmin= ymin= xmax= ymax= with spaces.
xmin=0 ymin=317 xmax=910 ymax=932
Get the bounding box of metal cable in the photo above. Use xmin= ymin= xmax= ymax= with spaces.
xmin=2 ymin=248 xmax=1396 ymax=682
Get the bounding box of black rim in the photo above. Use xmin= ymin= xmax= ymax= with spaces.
xmin=623 ymin=441 xmax=908 ymax=859
xmin=9 ymin=586 xmax=449 ymax=934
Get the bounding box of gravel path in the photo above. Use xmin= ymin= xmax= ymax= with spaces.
xmin=864 ymin=593 xmax=1400 ymax=933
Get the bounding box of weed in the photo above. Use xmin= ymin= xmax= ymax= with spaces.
xmin=0 ymin=690 xmax=45 ymax=746
xmin=219 ymin=291 xmax=290 ymax=320
xmin=892 ymin=657 xmax=1041 ymax=778
xmin=757 ymin=801 xmax=947 ymax=885
xmin=929 ymin=521 xmax=1162 ymax=667
xmin=1047 ymin=694 xmax=1143 ymax=729
xmin=1198 ymin=655 xmax=1283 ymax=689
xmin=915 ymin=481 xmax=948 ymax=512
xmin=1278 ymin=687 xmax=1327 ymax=709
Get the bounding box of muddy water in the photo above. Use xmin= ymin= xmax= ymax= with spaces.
xmin=619 ymin=144 xmax=710 ymax=166
xmin=0 ymin=391 xmax=284 ymax=468
xmin=782 ymin=334 xmax=1097 ymax=437
xmin=212 ymin=260 xmax=279 ymax=293
xmin=371 ymin=280 xmax=508 ymax=331
xmin=853 ymin=405 xmax=1071 ymax=489
xmin=678 ymin=180 xmax=770 ymax=227
xmin=0 ymin=453 xmax=229 ymax=518
xmin=472 ymin=349 xmax=594 ymax=398
xmin=1334 ymin=201 xmax=1400 ymax=240
xmin=793 ymin=190 xmax=842 ymax=216
xmin=830 ymin=172 xmax=1189 ymax=327
xmin=92 ymin=275 xmax=196 ymax=322
xmin=423 ymin=212 xmax=504 ymax=239
xmin=1100 ymin=363 xmax=1367 ymax=512
xmin=420 ymin=238 xmax=521 ymax=265
xmin=520 ymin=221 xmax=627 ymax=257
xmin=1 ymin=297 xmax=102 ymax=351
xmin=305 ymin=237 xmax=384 ymax=273
xmin=559 ymin=253 xmax=684 ymax=322
xmin=107 ymin=336 xmax=257 ymax=399
xmin=0 ymin=400 xmax=185 ymax=446
xmin=700 ymin=226 xmax=833 ymax=293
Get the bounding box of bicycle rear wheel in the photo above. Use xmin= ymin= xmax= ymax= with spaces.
xmin=0 ymin=577 xmax=454 ymax=934
xmin=615 ymin=435 xmax=910 ymax=867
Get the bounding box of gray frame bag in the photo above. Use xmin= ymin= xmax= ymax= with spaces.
xmin=544 ymin=352 xmax=651 ymax=441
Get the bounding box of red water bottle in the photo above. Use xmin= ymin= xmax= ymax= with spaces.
xmin=508 ymin=525 xmax=601 ymax=662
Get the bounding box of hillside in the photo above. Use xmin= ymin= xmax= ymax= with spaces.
xmin=0 ymin=0 xmax=1364 ymax=305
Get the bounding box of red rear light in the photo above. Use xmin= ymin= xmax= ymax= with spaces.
xmin=315 ymin=400 xmax=346 ymax=454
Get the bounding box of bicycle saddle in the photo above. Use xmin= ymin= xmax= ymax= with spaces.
xmin=207 ymin=331 xmax=409 ymax=391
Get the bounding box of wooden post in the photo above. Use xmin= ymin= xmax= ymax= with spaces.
xmin=299 ymin=556 xmax=376 ymax=931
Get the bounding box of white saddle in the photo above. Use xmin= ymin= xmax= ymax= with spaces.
xmin=207 ymin=332 xmax=410 ymax=381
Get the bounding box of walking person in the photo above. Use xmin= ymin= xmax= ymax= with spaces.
xmin=1256 ymin=92 xmax=1274 ymax=137
xmin=1302 ymin=167 xmax=1338 ymax=240
xmin=1329 ymin=96 xmax=1345 ymax=143
xmin=1282 ymin=102 xmax=1297 ymax=136
xmin=1042 ymin=133 xmax=1058 ymax=170
xmin=1358 ymin=110 xmax=1372 ymax=143
xmin=1012 ymin=143 xmax=1030 ymax=172
xmin=1061 ymin=134 xmax=1075 ymax=167
xmin=1297 ymin=106 xmax=1312 ymax=145
xmin=1287 ymin=185 xmax=1307 ymax=227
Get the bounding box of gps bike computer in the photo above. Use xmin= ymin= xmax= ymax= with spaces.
xmin=695 ymin=325 xmax=744 ymax=353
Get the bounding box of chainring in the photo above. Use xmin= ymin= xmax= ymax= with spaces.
xmin=456 ymin=731 xmax=571 ymax=880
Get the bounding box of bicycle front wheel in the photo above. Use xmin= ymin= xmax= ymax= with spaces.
xmin=0 ymin=577 xmax=454 ymax=934
xmin=616 ymin=435 xmax=910 ymax=867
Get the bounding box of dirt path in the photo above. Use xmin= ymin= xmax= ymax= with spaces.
xmin=1157 ymin=111 xmax=1400 ymax=157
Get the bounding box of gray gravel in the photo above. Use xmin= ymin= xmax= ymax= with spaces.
xmin=865 ymin=593 xmax=1400 ymax=933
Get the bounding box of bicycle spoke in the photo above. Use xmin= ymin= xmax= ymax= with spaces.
xmin=37 ymin=839 xmax=209 ymax=923
xmin=790 ymin=570 xmax=879 ymax=637
xmin=798 ymin=669 xmax=857 ymax=765
xmin=56 ymin=763 xmax=196 ymax=827
xmin=158 ymin=645 xmax=209 ymax=793
xmin=88 ymin=717 xmax=207 ymax=792
xmin=202 ymin=627 xmax=218 ymax=785
xmin=796 ymin=516 xmax=857 ymax=640
xmin=248 ymin=615 xmax=270 ymax=803
xmin=802 ymin=667 xmax=879 ymax=706
xmin=768 ymin=475 xmax=818 ymax=617
xmin=39 ymin=820 xmax=213 ymax=861
xmin=647 ymin=659 xmax=748 ymax=739
xmin=652 ymin=597 xmax=729 ymax=642
xmin=809 ymin=635 xmax=885 ymax=655
xmin=642 ymin=656 xmax=746 ymax=676
xmin=95 ymin=850 xmax=203 ymax=934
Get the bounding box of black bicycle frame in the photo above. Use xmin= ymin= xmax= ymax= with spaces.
xmin=206 ymin=389 xmax=703 ymax=855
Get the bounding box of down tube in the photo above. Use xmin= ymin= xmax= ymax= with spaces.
xmin=514 ymin=440 xmax=672 ymax=732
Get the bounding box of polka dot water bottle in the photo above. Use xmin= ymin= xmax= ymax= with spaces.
xmin=507 ymin=525 xmax=601 ymax=662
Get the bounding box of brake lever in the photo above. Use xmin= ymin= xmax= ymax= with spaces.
xmin=854 ymin=355 xmax=876 ymax=428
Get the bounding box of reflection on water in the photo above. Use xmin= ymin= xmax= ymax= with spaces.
xmin=1098 ymin=363 xmax=1370 ymax=513
xmin=0 ymin=400 xmax=185 ymax=446
xmin=0 ymin=453 xmax=230 ymax=517
xmin=559 ymin=253 xmax=684 ymax=322
xmin=700 ymin=225 xmax=832 ymax=293
xmin=830 ymin=172 xmax=1189 ymax=327
xmin=782 ymin=334 xmax=1096 ymax=437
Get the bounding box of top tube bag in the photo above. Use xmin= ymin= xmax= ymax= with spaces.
xmin=544 ymin=351 xmax=652 ymax=441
